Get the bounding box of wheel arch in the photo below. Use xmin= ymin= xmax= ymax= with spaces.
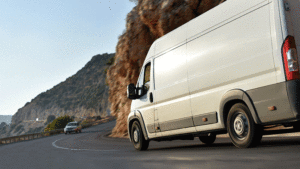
xmin=128 ymin=111 xmax=149 ymax=142
xmin=219 ymin=89 xmax=261 ymax=128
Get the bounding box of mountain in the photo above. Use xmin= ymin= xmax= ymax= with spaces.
xmin=107 ymin=0 xmax=225 ymax=137
xmin=0 ymin=53 xmax=114 ymax=138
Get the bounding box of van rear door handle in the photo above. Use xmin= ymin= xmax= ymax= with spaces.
xmin=149 ymin=92 xmax=153 ymax=103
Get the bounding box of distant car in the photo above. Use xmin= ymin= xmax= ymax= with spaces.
xmin=64 ymin=122 xmax=81 ymax=134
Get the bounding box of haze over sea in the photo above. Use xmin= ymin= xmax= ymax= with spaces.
xmin=0 ymin=115 xmax=12 ymax=124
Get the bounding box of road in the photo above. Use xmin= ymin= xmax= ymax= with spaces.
xmin=1 ymin=120 xmax=300 ymax=169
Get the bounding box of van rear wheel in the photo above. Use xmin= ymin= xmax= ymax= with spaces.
xmin=227 ymin=103 xmax=262 ymax=148
xmin=131 ymin=121 xmax=149 ymax=151
xmin=199 ymin=133 xmax=216 ymax=145
xmin=292 ymin=121 xmax=300 ymax=131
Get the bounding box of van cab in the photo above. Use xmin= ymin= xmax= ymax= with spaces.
xmin=127 ymin=0 xmax=300 ymax=150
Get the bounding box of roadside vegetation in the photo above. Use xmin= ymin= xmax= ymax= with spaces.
xmin=44 ymin=115 xmax=73 ymax=132
xmin=43 ymin=115 xmax=106 ymax=132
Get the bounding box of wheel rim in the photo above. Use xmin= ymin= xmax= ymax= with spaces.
xmin=232 ymin=113 xmax=249 ymax=140
xmin=133 ymin=128 xmax=140 ymax=143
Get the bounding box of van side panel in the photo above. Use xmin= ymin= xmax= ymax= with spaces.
xmin=154 ymin=44 xmax=195 ymax=135
xmin=187 ymin=0 xmax=269 ymax=41
xmin=154 ymin=46 xmax=187 ymax=91
xmin=155 ymin=24 xmax=187 ymax=56
xmin=268 ymin=0 xmax=286 ymax=83
xmin=186 ymin=1 xmax=277 ymax=131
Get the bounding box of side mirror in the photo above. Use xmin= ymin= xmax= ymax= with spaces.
xmin=127 ymin=83 xmax=137 ymax=99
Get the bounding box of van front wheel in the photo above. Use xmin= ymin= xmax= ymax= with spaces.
xmin=131 ymin=121 xmax=149 ymax=151
xmin=227 ymin=103 xmax=262 ymax=148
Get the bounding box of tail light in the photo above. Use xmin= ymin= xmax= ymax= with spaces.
xmin=282 ymin=36 xmax=300 ymax=81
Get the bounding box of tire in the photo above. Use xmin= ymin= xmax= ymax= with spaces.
xmin=199 ymin=133 xmax=216 ymax=145
xmin=293 ymin=122 xmax=300 ymax=131
xmin=227 ymin=103 xmax=263 ymax=148
xmin=131 ymin=121 xmax=149 ymax=151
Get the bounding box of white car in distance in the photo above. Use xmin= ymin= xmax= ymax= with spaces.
xmin=64 ymin=122 xmax=81 ymax=134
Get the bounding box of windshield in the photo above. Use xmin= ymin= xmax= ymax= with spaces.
xmin=67 ymin=123 xmax=77 ymax=126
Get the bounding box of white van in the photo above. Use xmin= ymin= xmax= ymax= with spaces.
xmin=127 ymin=0 xmax=300 ymax=150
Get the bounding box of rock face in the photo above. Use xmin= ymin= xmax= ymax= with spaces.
xmin=107 ymin=0 xmax=225 ymax=137
xmin=0 ymin=53 xmax=114 ymax=138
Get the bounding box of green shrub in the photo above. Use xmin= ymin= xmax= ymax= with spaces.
xmin=44 ymin=115 xmax=73 ymax=131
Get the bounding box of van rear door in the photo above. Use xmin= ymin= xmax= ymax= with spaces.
xmin=283 ymin=0 xmax=300 ymax=59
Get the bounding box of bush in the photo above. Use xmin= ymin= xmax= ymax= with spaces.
xmin=44 ymin=115 xmax=73 ymax=131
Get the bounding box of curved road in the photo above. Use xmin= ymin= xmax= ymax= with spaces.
xmin=1 ymin=120 xmax=300 ymax=169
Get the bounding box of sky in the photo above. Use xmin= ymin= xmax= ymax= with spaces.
xmin=0 ymin=0 xmax=136 ymax=116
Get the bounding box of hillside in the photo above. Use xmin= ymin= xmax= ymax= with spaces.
xmin=0 ymin=53 xmax=114 ymax=138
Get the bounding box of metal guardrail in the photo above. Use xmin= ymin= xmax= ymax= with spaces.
xmin=0 ymin=116 xmax=115 ymax=145
xmin=0 ymin=129 xmax=63 ymax=144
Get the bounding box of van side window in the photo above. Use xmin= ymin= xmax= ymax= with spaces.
xmin=144 ymin=63 xmax=151 ymax=84
xmin=137 ymin=69 xmax=144 ymax=96
xmin=144 ymin=63 xmax=151 ymax=91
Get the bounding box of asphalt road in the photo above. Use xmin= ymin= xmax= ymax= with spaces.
xmin=1 ymin=120 xmax=300 ymax=169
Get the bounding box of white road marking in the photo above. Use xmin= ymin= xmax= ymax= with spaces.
xmin=264 ymin=134 xmax=300 ymax=138
xmin=52 ymin=138 xmax=119 ymax=151
xmin=217 ymin=133 xmax=300 ymax=138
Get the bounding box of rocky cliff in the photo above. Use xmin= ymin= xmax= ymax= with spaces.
xmin=0 ymin=53 xmax=114 ymax=138
xmin=107 ymin=0 xmax=226 ymax=137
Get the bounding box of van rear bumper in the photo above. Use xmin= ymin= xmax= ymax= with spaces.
xmin=286 ymin=79 xmax=300 ymax=120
